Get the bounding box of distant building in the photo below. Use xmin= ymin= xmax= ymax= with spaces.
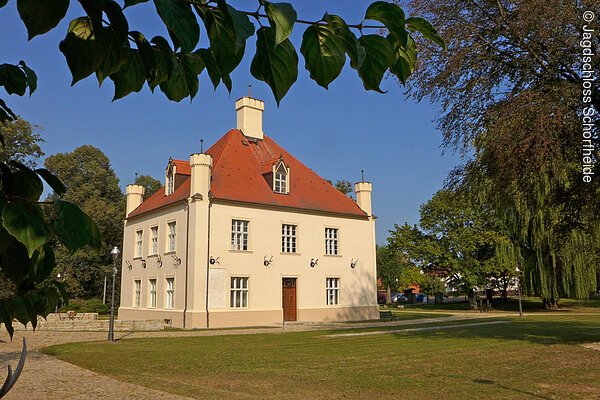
xmin=118 ymin=97 xmax=378 ymax=328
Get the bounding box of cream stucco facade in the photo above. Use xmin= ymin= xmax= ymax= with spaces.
xmin=118 ymin=98 xmax=378 ymax=328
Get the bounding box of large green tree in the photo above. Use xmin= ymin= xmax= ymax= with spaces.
xmin=44 ymin=145 xmax=124 ymax=300
xmin=0 ymin=118 xmax=44 ymax=167
xmin=135 ymin=174 xmax=161 ymax=200
xmin=402 ymin=0 xmax=600 ymax=308
xmin=0 ymin=0 xmax=444 ymax=124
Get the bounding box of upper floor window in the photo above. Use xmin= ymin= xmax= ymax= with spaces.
xmin=150 ymin=226 xmax=158 ymax=255
xmin=167 ymin=222 xmax=176 ymax=252
xmin=167 ymin=172 xmax=175 ymax=195
xmin=135 ymin=230 xmax=143 ymax=258
xmin=325 ymin=228 xmax=339 ymax=255
xmin=281 ymin=224 xmax=297 ymax=253
xmin=231 ymin=220 xmax=249 ymax=251
xmin=274 ymin=162 xmax=288 ymax=194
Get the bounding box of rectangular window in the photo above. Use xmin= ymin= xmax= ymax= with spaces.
xmin=326 ymin=278 xmax=340 ymax=305
xmin=167 ymin=222 xmax=176 ymax=253
xmin=149 ymin=279 xmax=157 ymax=308
xmin=134 ymin=280 xmax=141 ymax=307
xmin=274 ymin=172 xmax=287 ymax=193
xmin=150 ymin=226 xmax=158 ymax=255
xmin=135 ymin=230 xmax=143 ymax=258
xmin=281 ymin=224 xmax=297 ymax=253
xmin=166 ymin=278 xmax=174 ymax=309
xmin=325 ymin=228 xmax=339 ymax=255
xmin=167 ymin=173 xmax=174 ymax=195
xmin=231 ymin=220 xmax=249 ymax=251
xmin=230 ymin=277 xmax=248 ymax=308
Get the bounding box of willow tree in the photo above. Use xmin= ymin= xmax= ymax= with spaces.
xmin=402 ymin=0 xmax=600 ymax=307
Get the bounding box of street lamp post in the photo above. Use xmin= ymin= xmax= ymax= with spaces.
xmin=108 ymin=246 xmax=121 ymax=342
xmin=515 ymin=266 xmax=523 ymax=317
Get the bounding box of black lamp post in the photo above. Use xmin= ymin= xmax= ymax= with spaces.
xmin=108 ymin=246 xmax=121 ymax=342
xmin=516 ymin=266 xmax=523 ymax=317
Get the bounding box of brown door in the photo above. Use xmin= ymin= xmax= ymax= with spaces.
xmin=282 ymin=278 xmax=297 ymax=321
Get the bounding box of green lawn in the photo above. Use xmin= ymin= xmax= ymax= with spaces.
xmin=42 ymin=314 xmax=600 ymax=399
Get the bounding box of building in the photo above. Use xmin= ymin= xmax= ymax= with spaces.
xmin=118 ymin=97 xmax=378 ymax=328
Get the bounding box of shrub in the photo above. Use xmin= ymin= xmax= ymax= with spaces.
xmin=83 ymin=298 xmax=109 ymax=314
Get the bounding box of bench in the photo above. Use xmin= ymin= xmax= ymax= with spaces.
xmin=379 ymin=311 xmax=397 ymax=322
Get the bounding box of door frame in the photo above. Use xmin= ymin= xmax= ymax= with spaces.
xmin=282 ymin=277 xmax=297 ymax=322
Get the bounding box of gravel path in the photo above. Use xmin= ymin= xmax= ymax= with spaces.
xmin=0 ymin=312 xmax=521 ymax=399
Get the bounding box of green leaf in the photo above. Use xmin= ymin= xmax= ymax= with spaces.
xmin=9 ymin=161 xmax=43 ymax=200
xmin=31 ymin=244 xmax=55 ymax=283
xmin=364 ymin=1 xmax=407 ymax=40
xmin=16 ymin=0 xmax=70 ymax=39
xmin=197 ymin=2 xmax=238 ymax=76
xmin=53 ymin=199 xmax=100 ymax=252
xmin=110 ymin=49 xmax=146 ymax=100
xmin=149 ymin=36 xmax=175 ymax=91
xmin=406 ymin=17 xmax=445 ymax=49
xmin=130 ymin=31 xmax=156 ymax=79
xmin=153 ymin=0 xmax=199 ymax=53
xmin=389 ymin=34 xmax=416 ymax=84
xmin=300 ymin=25 xmax=345 ymax=89
xmin=2 ymin=203 xmax=47 ymax=257
xmin=0 ymin=98 xmax=17 ymax=124
xmin=228 ymin=5 xmax=255 ymax=51
xmin=35 ymin=168 xmax=67 ymax=194
xmin=159 ymin=54 xmax=190 ymax=101
xmin=0 ymin=0 xmax=8 ymax=8
xmin=323 ymin=13 xmax=365 ymax=70
xmin=0 ymin=64 xmax=27 ymax=96
xmin=59 ymin=17 xmax=107 ymax=85
xmin=357 ymin=35 xmax=395 ymax=93
xmin=96 ymin=28 xmax=130 ymax=85
xmin=124 ymin=0 xmax=148 ymax=8
xmin=103 ymin=0 xmax=129 ymax=42
xmin=251 ymin=26 xmax=298 ymax=105
xmin=182 ymin=52 xmax=205 ymax=99
xmin=18 ymin=60 xmax=37 ymax=95
xmin=197 ymin=48 xmax=221 ymax=90
xmin=263 ymin=1 xmax=297 ymax=46
xmin=0 ymin=240 xmax=30 ymax=284
xmin=0 ymin=303 xmax=15 ymax=338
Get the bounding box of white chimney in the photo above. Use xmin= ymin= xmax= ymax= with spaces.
xmin=190 ymin=153 xmax=212 ymax=199
xmin=236 ymin=97 xmax=264 ymax=140
xmin=355 ymin=181 xmax=373 ymax=217
xmin=125 ymin=184 xmax=145 ymax=216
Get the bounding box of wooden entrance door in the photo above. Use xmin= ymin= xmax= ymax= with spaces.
xmin=282 ymin=278 xmax=297 ymax=321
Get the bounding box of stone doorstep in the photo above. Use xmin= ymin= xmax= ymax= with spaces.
xmin=10 ymin=319 xmax=164 ymax=332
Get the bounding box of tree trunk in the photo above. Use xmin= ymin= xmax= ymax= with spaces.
xmin=386 ymin=286 xmax=391 ymax=304
xmin=467 ymin=290 xmax=478 ymax=310
xmin=501 ymin=273 xmax=508 ymax=302
xmin=543 ymin=297 xmax=560 ymax=310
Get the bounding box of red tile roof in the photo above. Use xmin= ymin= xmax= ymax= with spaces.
xmin=128 ymin=129 xmax=367 ymax=218
xmin=172 ymin=159 xmax=191 ymax=175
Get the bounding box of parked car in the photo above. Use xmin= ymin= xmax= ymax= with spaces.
xmin=416 ymin=293 xmax=429 ymax=303
xmin=391 ymin=292 xmax=407 ymax=303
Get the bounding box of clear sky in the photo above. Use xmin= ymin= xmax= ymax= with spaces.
xmin=1 ymin=1 xmax=462 ymax=244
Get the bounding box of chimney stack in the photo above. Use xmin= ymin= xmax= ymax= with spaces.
xmin=236 ymin=97 xmax=264 ymax=140
xmin=126 ymin=184 xmax=145 ymax=216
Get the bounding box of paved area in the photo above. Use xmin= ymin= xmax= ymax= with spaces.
xmin=0 ymin=312 xmax=524 ymax=399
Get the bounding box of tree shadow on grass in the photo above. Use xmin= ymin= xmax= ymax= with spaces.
xmin=390 ymin=317 xmax=600 ymax=346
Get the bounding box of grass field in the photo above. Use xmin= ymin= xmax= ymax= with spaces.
xmin=42 ymin=314 xmax=600 ymax=399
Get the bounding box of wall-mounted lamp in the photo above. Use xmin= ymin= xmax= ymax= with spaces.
xmin=264 ymin=256 xmax=273 ymax=267
xmin=350 ymin=258 xmax=359 ymax=269
xmin=310 ymin=258 xmax=319 ymax=268
xmin=140 ymin=259 xmax=146 ymax=269
xmin=126 ymin=260 xmax=132 ymax=270
xmin=172 ymin=253 xmax=182 ymax=267
xmin=209 ymin=256 xmax=220 ymax=265
xmin=156 ymin=254 xmax=162 ymax=268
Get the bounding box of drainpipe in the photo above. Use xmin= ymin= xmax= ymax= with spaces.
xmin=182 ymin=199 xmax=191 ymax=328
xmin=205 ymin=197 xmax=212 ymax=328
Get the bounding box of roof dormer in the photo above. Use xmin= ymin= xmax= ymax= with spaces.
xmin=165 ymin=158 xmax=191 ymax=196
xmin=273 ymin=158 xmax=289 ymax=194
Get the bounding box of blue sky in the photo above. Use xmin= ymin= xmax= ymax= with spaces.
xmin=1 ymin=1 xmax=462 ymax=244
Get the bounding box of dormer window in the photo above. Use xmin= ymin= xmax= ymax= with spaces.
xmin=274 ymin=162 xmax=288 ymax=194
xmin=166 ymin=172 xmax=175 ymax=195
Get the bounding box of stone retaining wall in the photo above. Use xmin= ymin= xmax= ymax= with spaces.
xmin=11 ymin=318 xmax=164 ymax=332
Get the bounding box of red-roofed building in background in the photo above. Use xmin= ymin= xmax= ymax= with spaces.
xmin=119 ymin=97 xmax=378 ymax=328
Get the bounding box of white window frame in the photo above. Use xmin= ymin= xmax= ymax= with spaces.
xmin=281 ymin=224 xmax=297 ymax=253
xmin=167 ymin=172 xmax=175 ymax=195
xmin=134 ymin=279 xmax=141 ymax=307
xmin=230 ymin=277 xmax=249 ymax=308
xmin=135 ymin=230 xmax=143 ymax=258
xmin=325 ymin=227 xmax=339 ymax=255
xmin=231 ymin=219 xmax=249 ymax=251
xmin=274 ymin=163 xmax=288 ymax=194
xmin=167 ymin=222 xmax=176 ymax=253
xmin=166 ymin=278 xmax=174 ymax=309
xmin=149 ymin=279 xmax=157 ymax=308
xmin=150 ymin=226 xmax=158 ymax=256
xmin=326 ymin=277 xmax=340 ymax=305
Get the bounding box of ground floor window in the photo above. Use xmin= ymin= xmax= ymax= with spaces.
xmin=230 ymin=277 xmax=248 ymax=308
xmin=134 ymin=279 xmax=141 ymax=307
xmin=166 ymin=278 xmax=174 ymax=309
xmin=149 ymin=279 xmax=157 ymax=308
xmin=326 ymin=277 xmax=340 ymax=305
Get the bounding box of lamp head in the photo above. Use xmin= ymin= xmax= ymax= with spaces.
xmin=111 ymin=246 xmax=121 ymax=259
